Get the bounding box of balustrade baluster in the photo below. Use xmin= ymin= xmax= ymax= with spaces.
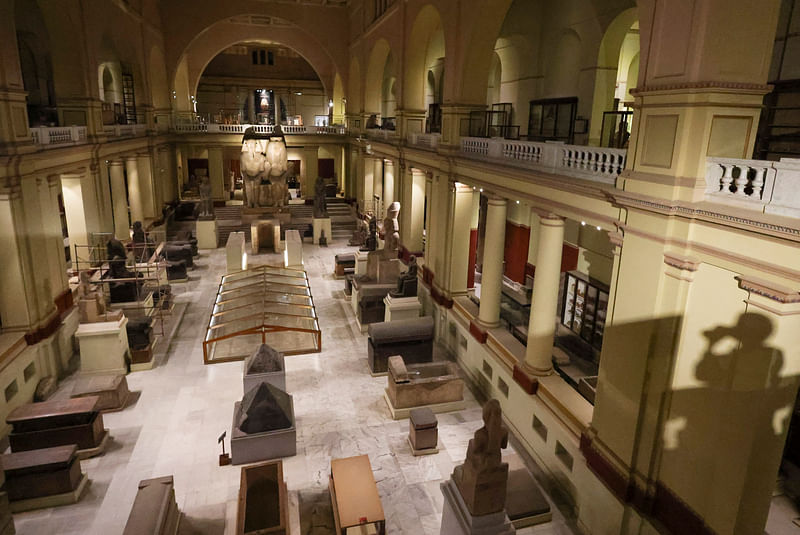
xmin=720 ymin=165 xmax=734 ymax=193
xmin=752 ymin=167 xmax=767 ymax=199
xmin=733 ymin=166 xmax=749 ymax=196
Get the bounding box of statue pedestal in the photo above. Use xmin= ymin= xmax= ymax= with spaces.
xmin=251 ymin=220 xmax=281 ymax=254
xmin=312 ymin=217 xmax=331 ymax=245
xmin=196 ymin=218 xmax=218 ymax=249
xmin=241 ymin=207 xmax=291 ymax=225
xmin=383 ymin=295 xmax=421 ymax=322
xmin=440 ymin=479 xmax=515 ymax=535
xmin=76 ymin=317 xmax=129 ymax=376
xmin=355 ymin=251 xmax=369 ymax=276
xmin=226 ymin=232 xmax=247 ymax=273
xmin=284 ymin=230 xmax=303 ymax=269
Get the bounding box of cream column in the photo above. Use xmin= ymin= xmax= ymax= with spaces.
xmin=383 ymin=160 xmax=395 ymax=207
xmin=136 ymin=152 xmax=157 ymax=218
xmin=440 ymin=182 xmax=475 ymax=297
xmin=523 ymin=215 xmax=565 ymax=374
xmin=362 ymin=156 xmax=374 ymax=213
xmin=476 ymin=195 xmax=507 ymax=328
xmin=423 ymin=173 xmax=433 ymax=258
xmin=207 ymin=146 xmax=225 ymax=202
xmin=108 ymin=160 xmax=130 ymax=240
xmin=302 ymin=146 xmax=318 ymax=200
xmin=125 ymin=156 xmax=144 ymax=225
xmin=400 ymin=168 xmax=425 ymax=253
xmin=19 ymin=177 xmax=57 ymax=323
xmin=43 ymin=175 xmax=68 ymax=293
xmin=60 ymin=173 xmax=90 ymax=259
xmin=373 ymin=158 xmax=383 ymax=210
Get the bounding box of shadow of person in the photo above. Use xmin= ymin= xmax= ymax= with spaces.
xmin=658 ymin=312 xmax=798 ymax=534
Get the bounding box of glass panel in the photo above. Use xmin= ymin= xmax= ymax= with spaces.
xmin=562 ymin=274 xmax=576 ymax=326
xmin=541 ymin=104 xmax=557 ymax=137
xmin=572 ymin=280 xmax=586 ymax=333
xmin=556 ymin=103 xmax=573 ymax=138
xmin=581 ymin=285 xmax=598 ymax=342
xmin=593 ymin=291 xmax=609 ymax=350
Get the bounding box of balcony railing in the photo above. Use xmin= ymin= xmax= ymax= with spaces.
xmin=461 ymin=137 xmax=626 ymax=185
xmin=103 ymin=124 xmax=147 ymax=138
xmin=365 ymin=128 xmax=398 ymax=142
xmin=408 ymin=132 xmax=441 ymax=150
xmin=172 ymin=123 xmax=347 ymax=135
xmin=30 ymin=126 xmax=87 ymax=147
xmin=705 ymin=157 xmax=800 ymax=217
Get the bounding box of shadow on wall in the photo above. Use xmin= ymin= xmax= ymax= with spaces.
xmin=593 ymin=312 xmax=799 ymax=534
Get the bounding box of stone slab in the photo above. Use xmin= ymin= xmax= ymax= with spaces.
xmin=196 ymin=218 xmax=218 ymax=249
xmin=407 ymin=436 xmax=439 ymax=456
xmin=383 ymin=391 xmax=466 ymax=420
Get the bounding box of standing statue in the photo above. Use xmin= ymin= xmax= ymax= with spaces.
xmin=240 ymin=133 xmax=267 ymax=209
xmin=361 ymin=218 xmax=378 ymax=252
xmin=313 ymin=177 xmax=328 ymax=218
xmin=198 ymin=175 xmax=214 ymax=217
xmin=380 ymin=201 xmax=401 ymax=259
xmin=452 ymin=399 xmax=510 ymax=516
xmin=265 ymin=126 xmax=289 ymax=209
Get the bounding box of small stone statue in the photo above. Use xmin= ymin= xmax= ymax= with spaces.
xmin=349 ymin=217 xmax=368 ymax=247
xmin=390 ymin=255 xmax=418 ymax=298
xmin=318 ymin=229 xmax=328 ymax=247
xmin=107 ymin=238 xmax=127 ymax=261
xmin=198 ymin=175 xmax=214 ymax=218
xmin=77 ymin=271 xmax=122 ymax=323
xmin=452 ymin=399 xmax=509 ymax=516
xmin=313 ymin=177 xmax=328 ymax=218
xmin=131 ymin=221 xmax=153 ymax=260
xmin=360 ymin=218 xmax=378 ymax=252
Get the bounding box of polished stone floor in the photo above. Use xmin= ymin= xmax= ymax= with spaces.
xmin=13 ymin=239 xmax=579 ymax=535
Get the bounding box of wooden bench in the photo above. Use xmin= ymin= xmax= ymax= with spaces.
xmin=7 ymin=396 xmax=109 ymax=458
xmin=123 ymin=475 xmax=181 ymax=535
xmin=329 ymin=455 xmax=385 ymax=535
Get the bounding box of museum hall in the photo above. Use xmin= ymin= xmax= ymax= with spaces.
xmin=0 ymin=0 xmax=798 ymax=534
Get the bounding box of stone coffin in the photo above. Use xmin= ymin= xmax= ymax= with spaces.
xmin=409 ymin=407 xmax=438 ymax=452
xmin=7 ymin=396 xmax=108 ymax=457
xmin=367 ymin=317 xmax=434 ymax=374
xmin=334 ymin=254 xmax=355 ymax=278
xmin=386 ymin=358 xmax=464 ymax=410
xmin=231 ymin=383 xmax=296 ymax=465
xmin=236 ymin=460 xmax=288 ymax=535
xmin=1 ymin=445 xmax=88 ymax=511
xmin=123 ymin=475 xmax=181 ymax=535
xmin=71 ymin=374 xmax=131 ymax=412
xmin=243 ymin=343 xmax=286 ymax=393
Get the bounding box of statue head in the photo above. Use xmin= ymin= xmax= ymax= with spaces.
xmin=387 ymin=201 xmax=400 ymax=220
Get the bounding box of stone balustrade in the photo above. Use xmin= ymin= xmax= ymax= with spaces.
xmin=173 ymin=123 xmax=346 ymax=135
xmin=365 ymin=128 xmax=398 ymax=142
xmin=705 ymin=157 xmax=800 ymax=218
xmin=461 ymin=137 xmax=626 ymax=185
xmin=30 ymin=126 xmax=87 ymax=147
xmin=407 ymin=132 xmax=441 ymax=150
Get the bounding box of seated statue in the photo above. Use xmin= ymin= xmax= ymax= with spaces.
xmin=77 ymin=271 xmax=122 ymax=323
xmin=106 ymin=253 xmax=143 ymax=303
xmin=390 ymin=256 xmax=418 ymax=298
xmin=360 ymin=218 xmax=378 ymax=252
xmin=107 ymin=238 xmax=127 ymax=262
xmin=131 ymin=221 xmax=153 ymax=260
xmin=349 ymin=217 xmax=368 ymax=247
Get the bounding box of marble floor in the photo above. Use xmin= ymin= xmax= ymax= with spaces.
xmin=13 ymin=239 xmax=581 ymax=535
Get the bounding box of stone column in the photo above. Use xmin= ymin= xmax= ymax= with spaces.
xmin=400 ymin=168 xmax=425 ymax=253
xmin=395 ymin=108 xmax=426 ymax=142
xmin=476 ymin=195 xmax=507 ymax=328
xmin=373 ymin=158 xmax=384 ymax=210
xmin=383 ymin=159 xmax=395 ymax=207
xmin=439 ymin=104 xmax=485 ymax=150
xmin=136 ymin=152 xmax=157 ymax=218
xmin=361 ymin=155 xmax=374 ymax=213
xmin=439 ymin=182 xmax=475 ymax=298
xmin=0 ymin=0 xmax=30 ymax=154
xmin=43 ymin=175 xmax=68 ymax=294
xmin=60 ymin=173 xmax=90 ymax=259
xmin=423 ymin=173 xmax=433 ymax=258
xmin=207 ymin=146 xmax=225 ymax=202
xmin=125 ymin=157 xmax=144 ymax=225
xmin=108 ymin=160 xmax=129 ymax=240
xmin=523 ymin=215 xmax=565 ymax=374
xmin=302 ymin=146 xmax=319 ymax=200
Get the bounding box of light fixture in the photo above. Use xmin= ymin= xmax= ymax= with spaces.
xmin=596 ymin=226 xmax=601 ymax=231
xmin=516 ymin=200 xmax=519 ymax=204
xmin=329 ymin=99 xmax=334 ymax=108
xmin=479 ymin=188 xmax=483 ymax=192
xmin=295 ymin=91 xmax=302 ymax=96
xmin=581 ymin=221 xmax=586 ymax=226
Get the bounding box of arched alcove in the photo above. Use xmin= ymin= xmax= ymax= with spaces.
xmin=364 ymin=38 xmax=392 ymax=118
xmin=403 ymin=3 xmax=446 ymax=127
xmin=15 ymin=0 xmax=57 ymax=126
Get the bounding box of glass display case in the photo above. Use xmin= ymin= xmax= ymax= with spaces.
xmin=203 ymin=266 xmax=321 ymax=364
xmin=561 ymin=271 xmax=608 ymax=351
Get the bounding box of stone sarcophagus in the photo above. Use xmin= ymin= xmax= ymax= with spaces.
xmin=367 ymin=317 xmax=434 ymax=374
xmin=386 ymin=357 xmax=464 ymax=410
xmin=243 ymin=344 xmax=286 ymax=394
xmin=231 ymin=383 xmax=296 ymax=465
xmin=122 ymin=476 xmax=181 ymax=535
xmin=1 ymin=445 xmax=88 ymax=512
xmin=236 ymin=460 xmax=288 ymax=535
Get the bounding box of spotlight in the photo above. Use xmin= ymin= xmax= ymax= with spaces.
xmin=597 ymin=226 xmax=601 ymax=231
xmin=581 ymin=221 xmax=586 ymax=226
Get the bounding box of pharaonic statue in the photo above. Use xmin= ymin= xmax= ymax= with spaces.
xmin=313 ymin=177 xmax=328 ymax=218
xmin=240 ymin=135 xmax=267 ymax=209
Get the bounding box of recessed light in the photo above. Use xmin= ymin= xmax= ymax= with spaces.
xmin=596 ymin=226 xmax=601 ymax=231
xmin=581 ymin=221 xmax=586 ymax=226
xmin=479 ymin=188 xmax=483 ymax=192
xmin=516 ymin=200 xmax=519 ymax=204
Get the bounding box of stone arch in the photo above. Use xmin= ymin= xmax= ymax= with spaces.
xmin=148 ymin=45 xmax=171 ymax=111
xmin=403 ymin=4 xmax=446 ymax=112
xmin=173 ymin=56 xmax=192 ymax=114
xmin=588 ymin=7 xmax=639 ymax=145
xmin=364 ymin=38 xmax=392 ymax=116
xmin=14 ymin=0 xmax=57 ymax=126
xmin=347 ymin=56 xmax=361 ymax=119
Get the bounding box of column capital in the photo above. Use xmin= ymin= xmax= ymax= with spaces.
xmin=107 ymin=158 xmax=125 ymax=167
xmin=485 ymin=194 xmax=507 ymax=206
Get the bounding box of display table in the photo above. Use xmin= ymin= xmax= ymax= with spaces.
xmin=383 ymin=294 xmax=422 ymax=322
xmin=312 ymin=217 xmax=332 ymax=245
xmin=71 ymin=374 xmax=131 ymax=412
xmin=226 ymin=232 xmax=247 ymax=273
xmin=1 ymin=445 xmax=88 ymax=512
xmin=329 ymin=455 xmax=385 ymax=535
xmin=123 ymin=475 xmax=181 ymax=535
xmin=7 ymin=396 xmax=109 ymax=458
xmin=196 ymin=218 xmax=218 ymax=249
xmin=75 ymin=316 xmax=129 ymax=375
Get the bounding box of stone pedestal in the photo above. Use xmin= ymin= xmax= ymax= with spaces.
xmin=312 ymin=217 xmax=332 ymax=245
xmin=384 ymin=295 xmax=422 ymax=322
xmin=284 ymin=230 xmax=303 ymax=269
xmin=226 ymin=232 xmax=247 ymax=273
xmin=196 ymin=218 xmax=218 ymax=249
xmin=440 ymin=479 xmax=515 ymax=535
xmin=76 ymin=317 xmax=129 ymax=375
xmin=251 ymin=219 xmax=281 ymax=254
xmin=355 ymin=250 xmax=369 ymax=276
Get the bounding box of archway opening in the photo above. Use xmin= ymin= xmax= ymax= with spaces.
xmin=15 ymin=0 xmax=57 ymax=127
